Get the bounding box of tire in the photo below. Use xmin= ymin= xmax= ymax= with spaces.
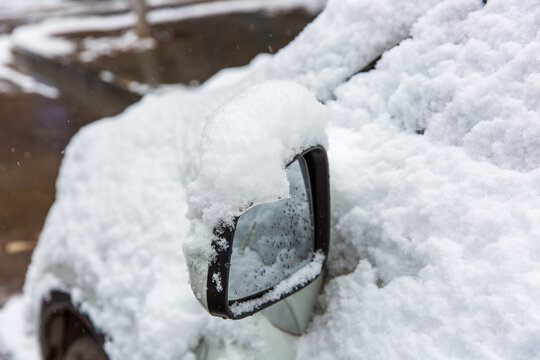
xmin=63 ymin=336 xmax=107 ymax=360
xmin=40 ymin=291 xmax=108 ymax=360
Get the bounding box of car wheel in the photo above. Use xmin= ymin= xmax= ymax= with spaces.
xmin=63 ymin=336 xmax=107 ymax=360
xmin=40 ymin=291 xmax=108 ymax=360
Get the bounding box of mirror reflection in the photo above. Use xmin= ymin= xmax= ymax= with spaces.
xmin=228 ymin=158 xmax=314 ymax=301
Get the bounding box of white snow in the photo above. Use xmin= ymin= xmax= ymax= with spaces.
xmin=0 ymin=35 xmax=58 ymax=97
xmin=0 ymin=296 xmax=39 ymax=360
xmin=295 ymin=0 xmax=540 ymax=358
xmin=2 ymin=0 xmax=540 ymax=359
xmin=11 ymin=0 xmax=325 ymax=58
xmin=230 ymin=251 xmax=325 ymax=316
xmin=184 ymin=80 xmax=328 ymax=270
xmin=0 ymin=0 xmax=68 ymax=20
xmin=228 ymin=159 xmax=314 ymax=301
xmin=248 ymin=0 xmax=442 ymax=100
xmin=0 ymin=0 xmax=204 ymax=23
xmin=79 ymin=30 xmax=157 ymax=63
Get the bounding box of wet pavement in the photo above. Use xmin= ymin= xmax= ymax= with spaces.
xmin=72 ymin=9 xmax=315 ymax=86
xmin=0 ymin=92 xmax=94 ymax=305
xmin=0 ymin=6 xmax=316 ymax=306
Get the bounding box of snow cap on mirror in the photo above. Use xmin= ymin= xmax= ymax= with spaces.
xmin=184 ymin=80 xmax=328 ymax=271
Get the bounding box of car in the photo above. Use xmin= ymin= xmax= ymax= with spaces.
xmin=8 ymin=0 xmax=540 ymax=359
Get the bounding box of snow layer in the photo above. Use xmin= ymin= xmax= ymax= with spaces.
xmin=0 ymin=35 xmax=58 ymax=97
xmin=78 ymin=30 xmax=156 ymax=63
xmin=3 ymin=0 xmax=540 ymax=359
xmin=11 ymin=0 xmax=325 ymax=58
xmin=0 ymin=0 xmax=67 ymax=20
xmin=296 ymin=0 xmax=540 ymax=358
xmin=184 ymin=80 xmax=327 ymax=267
xmin=248 ymin=0 xmax=442 ymax=100
xmin=0 ymin=296 xmax=39 ymax=360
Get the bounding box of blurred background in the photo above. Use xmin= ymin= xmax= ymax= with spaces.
xmin=0 ymin=0 xmax=321 ymax=306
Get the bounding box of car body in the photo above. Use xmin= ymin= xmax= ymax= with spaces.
xmin=12 ymin=0 xmax=540 ymax=359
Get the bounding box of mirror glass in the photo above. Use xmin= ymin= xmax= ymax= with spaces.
xmin=228 ymin=158 xmax=314 ymax=301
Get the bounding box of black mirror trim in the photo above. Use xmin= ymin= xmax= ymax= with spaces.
xmin=206 ymin=145 xmax=330 ymax=319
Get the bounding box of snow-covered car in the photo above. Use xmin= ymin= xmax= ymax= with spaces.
xmin=2 ymin=0 xmax=540 ymax=359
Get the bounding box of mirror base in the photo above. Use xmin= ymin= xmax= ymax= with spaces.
xmin=262 ymin=273 xmax=324 ymax=335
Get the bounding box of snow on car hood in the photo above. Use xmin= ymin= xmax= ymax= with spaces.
xmin=5 ymin=0 xmax=540 ymax=359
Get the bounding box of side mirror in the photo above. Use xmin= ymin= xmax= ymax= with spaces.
xmin=205 ymin=146 xmax=330 ymax=319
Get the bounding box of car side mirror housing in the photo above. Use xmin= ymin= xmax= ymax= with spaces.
xmin=202 ymin=146 xmax=330 ymax=319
